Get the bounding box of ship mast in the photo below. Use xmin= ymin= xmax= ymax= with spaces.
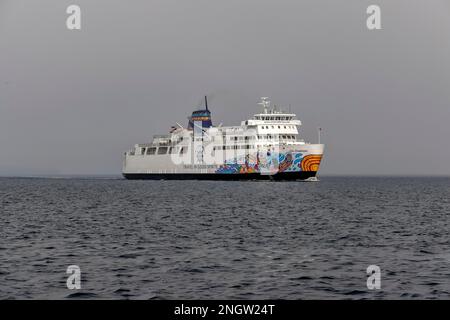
xmin=257 ymin=97 xmax=270 ymax=114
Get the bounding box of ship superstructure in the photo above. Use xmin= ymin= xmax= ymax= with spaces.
xmin=123 ymin=97 xmax=324 ymax=180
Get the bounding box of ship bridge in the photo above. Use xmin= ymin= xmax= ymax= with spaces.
xmin=242 ymin=97 xmax=301 ymax=136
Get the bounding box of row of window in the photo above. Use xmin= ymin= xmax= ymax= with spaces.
xmin=258 ymin=135 xmax=296 ymax=140
xmin=213 ymin=134 xmax=296 ymax=141
xmin=193 ymin=136 xmax=255 ymax=142
xmin=255 ymin=116 xmax=293 ymax=121
xmin=213 ymin=145 xmax=255 ymax=150
xmin=140 ymin=137 xmax=295 ymax=155
xmin=140 ymin=144 xmax=261 ymax=156
xmin=227 ymin=136 xmax=256 ymax=141
xmin=260 ymin=125 xmax=295 ymax=130
xmin=141 ymin=146 xmax=187 ymax=155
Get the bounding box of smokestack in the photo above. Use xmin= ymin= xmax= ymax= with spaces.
xmin=205 ymin=95 xmax=208 ymax=111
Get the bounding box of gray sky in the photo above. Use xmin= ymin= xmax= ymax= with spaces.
xmin=1 ymin=0 xmax=449 ymax=176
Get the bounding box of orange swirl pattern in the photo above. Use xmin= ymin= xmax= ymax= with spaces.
xmin=300 ymin=155 xmax=322 ymax=172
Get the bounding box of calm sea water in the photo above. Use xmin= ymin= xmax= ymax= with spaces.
xmin=0 ymin=177 xmax=449 ymax=299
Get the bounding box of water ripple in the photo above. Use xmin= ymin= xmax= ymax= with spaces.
xmin=0 ymin=177 xmax=449 ymax=299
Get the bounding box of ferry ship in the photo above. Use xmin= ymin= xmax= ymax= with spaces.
xmin=123 ymin=97 xmax=324 ymax=180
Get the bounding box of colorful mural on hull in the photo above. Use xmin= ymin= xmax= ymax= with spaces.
xmin=215 ymin=152 xmax=322 ymax=174
xmin=300 ymin=154 xmax=323 ymax=172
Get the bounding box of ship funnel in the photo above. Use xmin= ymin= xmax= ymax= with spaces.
xmin=187 ymin=95 xmax=213 ymax=129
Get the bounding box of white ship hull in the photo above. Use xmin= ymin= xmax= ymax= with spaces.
xmin=123 ymin=144 xmax=324 ymax=180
